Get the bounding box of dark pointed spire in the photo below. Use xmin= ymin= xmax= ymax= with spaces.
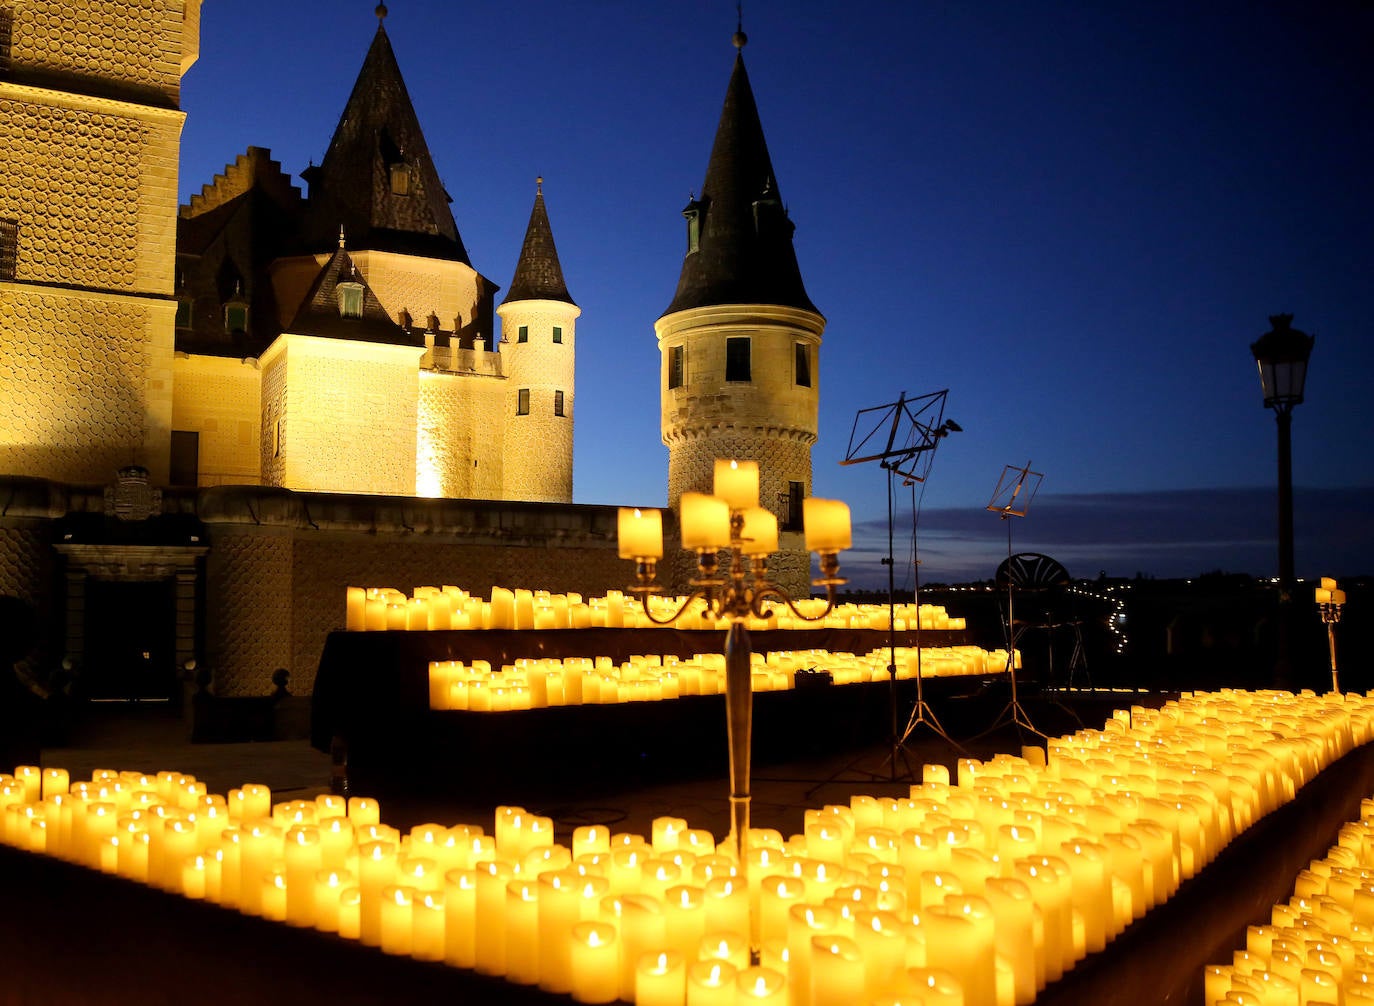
xmin=502 ymin=177 xmax=576 ymax=307
xmin=302 ymin=16 xmax=472 ymax=263
xmin=661 ymin=40 xmax=818 ymax=318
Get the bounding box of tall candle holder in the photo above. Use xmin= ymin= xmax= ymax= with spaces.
xmin=618 ymin=461 xmax=849 ymax=962
xmin=1315 ymin=577 xmax=1346 ymax=693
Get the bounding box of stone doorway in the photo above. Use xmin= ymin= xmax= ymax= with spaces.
xmin=82 ymin=579 xmax=177 ymax=701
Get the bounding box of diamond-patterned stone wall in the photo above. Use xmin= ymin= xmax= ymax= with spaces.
xmin=5 ymin=0 xmax=192 ymax=106
xmin=0 ymin=525 xmax=54 ymax=667
xmin=0 ymin=288 xmax=175 ymax=483
xmin=205 ymin=531 xmax=293 ymax=697
xmin=416 ymin=370 xmax=504 ymax=499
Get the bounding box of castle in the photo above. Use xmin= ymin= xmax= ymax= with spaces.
xmin=0 ymin=2 xmax=824 ymax=698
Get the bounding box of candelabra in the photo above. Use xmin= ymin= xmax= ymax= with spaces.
xmin=618 ymin=460 xmax=849 ymax=960
xmin=1315 ymin=577 xmax=1346 ymax=693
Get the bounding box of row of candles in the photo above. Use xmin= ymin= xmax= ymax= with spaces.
xmin=1204 ymin=789 xmax=1374 ymax=1005
xmin=346 ymin=586 xmax=967 ymax=634
xmin=427 ymin=646 xmax=1014 ymax=711
xmin=4 ymin=689 xmax=1369 ymax=1006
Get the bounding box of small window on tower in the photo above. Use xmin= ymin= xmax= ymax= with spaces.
xmin=175 ymin=299 xmax=193 ymax=330
xmin=554 ymin=390 xmax=565 ymax=416
xmin=390 ymin=163 xmax=411 ymax=195
xmin=552 ymin=326 xmax=563 ymax=344
xmin=725 ymin=337 xmax=751 ymax=382
xmin=517 ymin=388 xmax=530 ymax=415
xmin=337 ymin=281 xmax=364 ymax=319
xmin=668 ymin=345 xmax=685 ymax=389
xmin=517 ymin=325 xmax=529 ymax=344
xmin=0 ymin=218 xmax=17 ymax=281
xmin=224 ymin=300 xmax=249 ymax=334
xmin=795 ymin=343 xmax=811 ymax=387
xmin=784 ymin=481 xmax=804 ymax=531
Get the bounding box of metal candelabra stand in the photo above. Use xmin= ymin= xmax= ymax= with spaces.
xmin=625 ymin=510 xmax=845 ymax=961
xmin=1316 ymin=577 xmax=1346 ymax=693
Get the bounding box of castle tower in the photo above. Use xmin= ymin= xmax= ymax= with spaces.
xmin=0 ymin=0 xmax=202 ymax=484
xmin=655 ymin=33 xmax=825 ymax=593
xmin=496 ymin=179 xmax=579 ymax=503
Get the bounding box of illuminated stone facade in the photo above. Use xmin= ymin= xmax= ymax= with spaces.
xmin=0 ymin=0 xmax=199 ymax=484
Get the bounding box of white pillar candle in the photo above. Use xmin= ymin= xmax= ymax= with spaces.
xmin=346 ymin=586 xmax=366 ymax=630
xmin=687 ymin=959 xmax=737 ymax=1006
xmin=357 ymin=839 xmax=398 ymax=947
xmin=314 ymin=869 xmax=355 ymax=933
xmin=810 ymin=935 xmax=864 ymax=1006
xmin=506 ymin=878 xmax=541 ymax=985
xmin=618 ymin=508 xmax=665 ymax=559
xmin=636 ymin=950 xmax=686 ymax=1006
xmin=735 ymin=965 xmax=786 ymax=1003
xmin=474 ymin=859 xmax=515 ymax=975
xmin=412 ymin=891 xmax=445 ymax=962
xmin=283 ymin=825 xmax=322 ymax=927
xmin=680 ymin=492 xmax=731 ymax=551
xmin=713 ymin=458 xmax=760 ymax=510
xmin=379 ymin=885 xmax=415 ymax=956
xmin=802 ymin=499 xmax=851 ymax=552
xmin=570 ymin=921 xmax=620 ymax=1005
xmin=444 ymin=868 xmax=479 ymax=968
xmin=738 ymin=507 xmax=779 ymax=557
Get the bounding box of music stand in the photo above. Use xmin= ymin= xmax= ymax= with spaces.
xmin=838 ymin=390 xmax=962 ymax=778
xmin=984 ymin=461 xmax=1047 ymax=738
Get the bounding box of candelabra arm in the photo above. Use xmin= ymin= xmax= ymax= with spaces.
xmin=747 ymin=550 xmax=845 ymax=622
xmin=628 ymin=555 xmax=726 ymax=625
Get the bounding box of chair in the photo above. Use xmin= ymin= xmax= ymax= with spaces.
xmin=994 ymin=552 xmax=1089 ymax=687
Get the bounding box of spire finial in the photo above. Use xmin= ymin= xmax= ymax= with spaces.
xmin=733 ymin=3 xmax=747 ymax=49
xmin=375 ymin=3 xmax=388 ymax=23
xmin=338 ymin=225 xmax=346 ymax=249
xmin=536 ymin=175 xmax=543 ymax=196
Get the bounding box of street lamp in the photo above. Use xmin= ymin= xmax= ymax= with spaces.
xmin=1250 ymin=313 xmax=1314 ymax=683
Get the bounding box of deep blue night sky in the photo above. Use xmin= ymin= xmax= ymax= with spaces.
xmin=179 ymin=2 xmax=1374 ymax=586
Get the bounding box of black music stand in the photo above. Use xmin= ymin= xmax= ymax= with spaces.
xmin=812 ymin=390 xmax=962 ymax=790
xmin=983 ymin=461 xmax=1048 ymax=739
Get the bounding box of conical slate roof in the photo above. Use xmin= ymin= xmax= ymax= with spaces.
xmin=502 ymin=180 xmax=576 ymax=307
xmin=301 ymin=21 xmax=471 ymax=263
xmin=662 ymin=49 xmax=819 ymax=318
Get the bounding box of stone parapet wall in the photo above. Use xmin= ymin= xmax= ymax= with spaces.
xmin=199 ymin=486 xmax=627 ymax=694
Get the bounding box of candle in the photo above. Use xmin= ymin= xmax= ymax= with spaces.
xmin=283 ymin=825 xmax=322 ymax=927
xmin=314 ymin=869 xmax=354 ymax=933
xmin=444 ymin=868 xmax=479 ymax=968
xmin=686 ymin=959 xmax=737 ymax=1006
xmin=537 ymin=871 xmax=581 ymax=993
xmin=713 ymin=458 xmax=760 ymax=510
xmin=379 ymin=885 xmax=415 ymax=956
xmin=569 ymin=921 xmax=619 ymax=1004
xmin=680 ymin=492 xmax=731 ymax=551
xmin=357 ymin=839 xmax=398 ymax=947
xmin=735 ymin=966 xmax=786 ymax=1003
xmin=346 ymin=586 xmax=366 ymax=630
xmin=636 ymin=950 xmax=686 ymax=1006
xmin=474 ymin=859 xmax=515 ymax=975
xmin=618 ymin=508 xmax=665 ymax=559
xmin=506 ymin=878 xmax=541 ymax=985
xmin=413 ymin=891 xmax=445 ymax=962
xmin=810 ymin=935 xmax=864 ymax=1005
xmin=739 ymin=507 xmax=779 ymax=557
xmin=803 ymin=498 xmax=851 ymax=552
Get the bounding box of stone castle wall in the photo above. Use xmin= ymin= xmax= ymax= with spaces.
xmin=170 ymin=354 xmax=261 ymax=485
xmin=497 ymin=300 xmax=578 ymax=503
xmin=0 ymin=1 xmax=195 ymax=484
xmin=416 ymin=370 xmax=505 ymax=499
xmin=198 ymin=487 xmax=627 ymax=695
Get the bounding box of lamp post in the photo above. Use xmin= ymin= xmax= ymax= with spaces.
xmin=617 ymin=460 xmax=849 ymax=961
xmin=1250 ymin=313 xmax=1314 ymax=684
